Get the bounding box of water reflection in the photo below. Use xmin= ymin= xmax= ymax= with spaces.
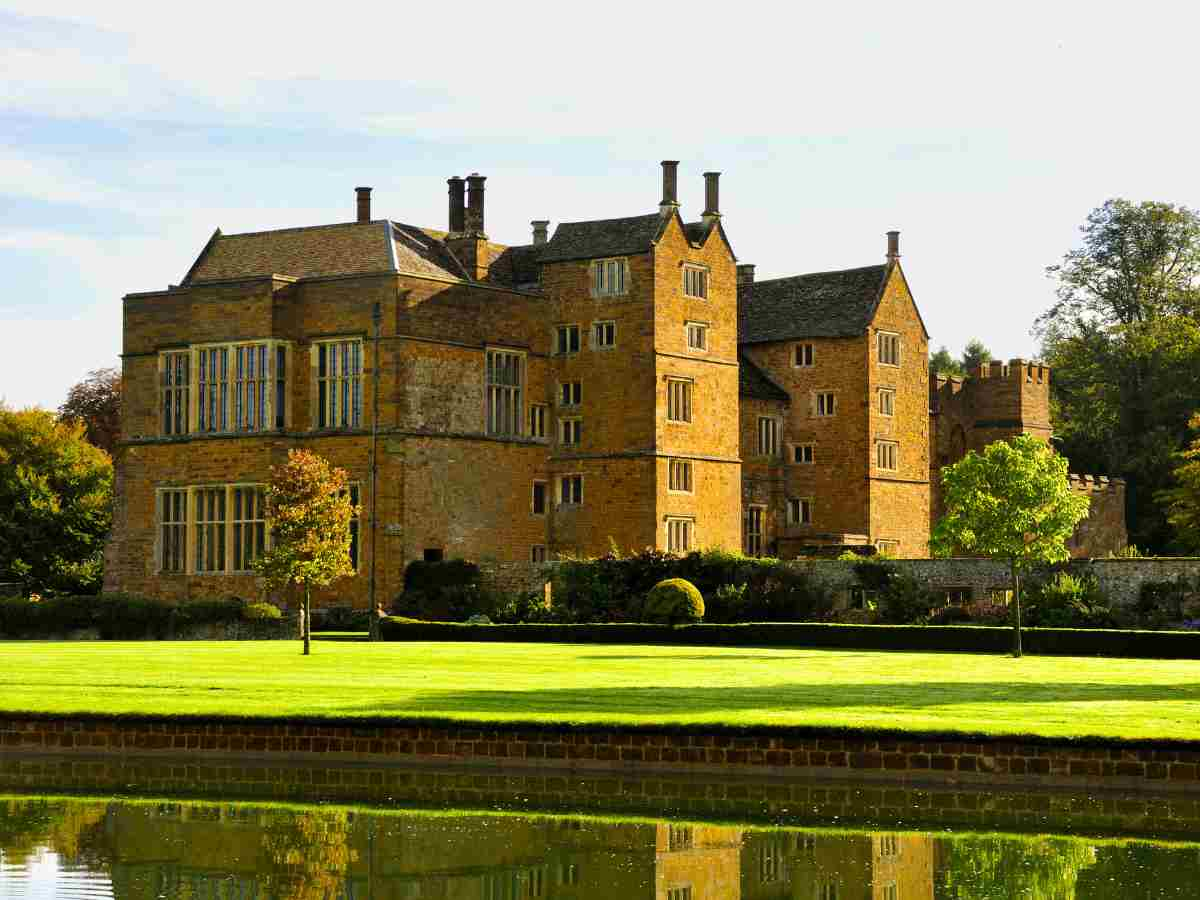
xmin=1 ymin=796 xmax=1198 ymax=898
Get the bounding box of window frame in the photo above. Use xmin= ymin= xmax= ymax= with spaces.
xmin=757 ymin=416 xmax=780 ymax=457
xmin=313 ymin=337 xmax=364 ymax=431
xmin=878 ymin=331 xmax=901 ymax=367
xmin=743 ymin=505 xmax=765 ymax=557
xmin=157 ymin=488 xmax=188 ymax=574
xmin=558 ymin=473 xmax=583 ymax=506
xmin=591 ymin=257 xmax=628 ymax=298
xmin=666 ymin=377 xmax=694 ymax=424
xmin=230 ymin=484 xmax=267 ymax=573
xmin=667 ymin=458 xmax=693 ymax=494
xmin=685 ymin=320 xmax=708 ymax=351
xmin=591 ymin=320 xmax=616 ymax=350
xmin=787 ymin=497 xmax=813 ymax=526
xmin=160 ymin=350 xmax=191 ymax=436
xmin=558 ymin=381 xmax=581 ymax=408
xmin=559 ymin=416 xmax=582 ymax=446
xmin=876 ymin=439 xmax=899 ymax=472
xmin=878 ymin=387 xmax=896 ymax=417
xmin=532 ymin=480 xmax=548 ymax=516
xmin=814 ymin=391 xmax=837 ymax=418
xmin=794 ymin=342 xmax=815 ymax=368
xmin=529 ymin=403 xmax=548 ymax=440
xmin=666 ymin=517 xmax=694 ymax=554
xmin=531 ymin=545 xmax=548 ymax=563
xmin=484 ymin=347 xmax=525 ymax=438
xmin=682 ymin=264 xmax=709 ymax=299
xmin=793 ymin=443 xmax=815 ymax=465
xmin=553 ymin=324 xmax=581 ymax=356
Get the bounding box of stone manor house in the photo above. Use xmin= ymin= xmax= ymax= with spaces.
xmin=103 ymin=163 xmax=1126 ymax=604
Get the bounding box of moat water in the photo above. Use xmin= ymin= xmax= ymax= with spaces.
xmin=1 ymin=766 xmax=1198 ymax=898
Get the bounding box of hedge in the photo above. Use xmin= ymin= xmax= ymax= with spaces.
xmin=378 ymin=617 xmax=1200 ymax=659
xmin=0 ymin=594 xmax=288 ymax=640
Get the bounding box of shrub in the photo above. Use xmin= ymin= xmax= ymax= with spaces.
xmin=396 ymin=559 xmax=497 ymax=621
xmin=853 ymin=561 xmax=938 ymax=624
xmin=243 ymin=601 xmax=283 ymax=621
xmin=706 ymin=583 xmax=747 ymax=622
xmin=313 ymin=605 xmax=370 ymax=631
xmin=644 ymin=579 xmax=705 ymax=624
xmin=1025 ymin=572 xmax=1115 ymax=628
xmin=1136 ymin=578 xmax=1199 ymax=627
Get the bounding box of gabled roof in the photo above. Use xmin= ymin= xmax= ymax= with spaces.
xmin=390 ymin=223 xmax=468 ymax=280
xmin=738 ymin=264 xmax=889 ymax=344
xmin=538 ymin=213 xmax=667 ymax=263
xmin=738 ymin=354 xmax=791 ymax=403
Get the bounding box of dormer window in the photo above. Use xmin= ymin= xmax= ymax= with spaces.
xmin=592 ymin=258 xmax=626 ymax=297
xmin=683 ymin=265 xmax=708 ymax=299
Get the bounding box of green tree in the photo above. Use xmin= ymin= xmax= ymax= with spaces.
xmin=1038 ymin=198 xmax=1200 ymax=551
xmin=931 ymin=435 xmax=1090 ymax=656
xmin=937 ymin=834 xmax=1096 ymax=899
xmin=1158 ymin=412 xmax=1200 ymax=553
xmin=0 ymin=407 xmax=113 ymax=594
xmin=260 ymin=808 xmax=359 ymax=900
xmin=960 ymin=338 xmax=992 ymax=373
xmin=254 ymin=449 xmax=357 ymax=655
xmin=930 ymin=345 xmax=965 ymax=377
xmin=58 ymin=367 xmax=121 ymax=456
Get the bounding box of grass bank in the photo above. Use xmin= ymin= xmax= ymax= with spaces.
xmin=1 ymin=641 xmax=1198 ymax=743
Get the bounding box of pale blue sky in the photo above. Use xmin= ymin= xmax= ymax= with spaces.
xmin=4 ymin=1 xmax=1199 ymax=409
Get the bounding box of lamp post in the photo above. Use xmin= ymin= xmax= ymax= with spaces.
xmin=368 ymin=301 xmax=382 ymax=641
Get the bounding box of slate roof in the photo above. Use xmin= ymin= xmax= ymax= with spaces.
xmin=183 ymin=220 xmax=467 ymax=284
xmin=738 ymin=264 xmax=889 ymax=344
xmin=738 ymin=354 xmax=791 ymax=403
xmin=538 ymin=213 xmax=667 ymax=263
xmin=488 ymin=243 xmax=542 ymax=289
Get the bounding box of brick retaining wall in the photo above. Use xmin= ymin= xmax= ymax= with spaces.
xmin=5 ymin=715 xmax=1200 ymax=795
xmin=5 ymin=755 xmax=1200 ymax=840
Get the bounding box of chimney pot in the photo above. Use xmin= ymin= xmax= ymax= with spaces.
xmin=355 ymin=186 xmax=372 ymax=223
xmin=737 ymin=263 xmax=756 ymax=285
xmin=703 ymin=171 xmax=721 ymax=219
xmin=447 ymin=177 xmax=465 ymax=234
xmin=660 ymin=160 xmax=679 ymax=212
xmin=465 ymin=173 xmax=487 ymax=235
xmin=531 ymin=220 xmax=550 ymax=246
xmin=886 ymin=230 xmax=900 ymax=262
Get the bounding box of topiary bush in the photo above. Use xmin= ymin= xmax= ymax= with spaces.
xmin=644 ymin=578 xmax=704 ymax=624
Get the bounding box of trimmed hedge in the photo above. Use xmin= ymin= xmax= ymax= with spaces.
xmin=378 ymin=617 xmax=1200 ymax=659
xmin=0 ymin=594 xmax=288 ymax=639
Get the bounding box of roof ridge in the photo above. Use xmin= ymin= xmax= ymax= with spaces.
xmin=220 ymin=220 xmax=382 ymax=239
xmin=750 ymin=263 xmax=886 ymax=285
xmin=552 ymin=211 xmax=664 ymax=228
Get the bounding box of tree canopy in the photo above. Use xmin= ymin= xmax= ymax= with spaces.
xmin=255 ymin=449 xmax=356 ymax=654
xmin=1038 ymin=198 xmax=1200 ymax=552
xmin=961 ymin=338 xmax=992 ymax=373
xmin=0 ymin=407 xmax=113 ymax=594
xmin=931 ymin=435 xmax=1090 ymax=655
xmin=930 ymin=345 xmax=965 ymax=377
xmin=1158 ymin=412 xmax=1200 ymax=554
xmin=58 ymin=367 xmax=121 ymax=456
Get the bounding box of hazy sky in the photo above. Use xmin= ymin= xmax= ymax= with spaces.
xmin=4 ymin=1 xmax=1199 ymax=409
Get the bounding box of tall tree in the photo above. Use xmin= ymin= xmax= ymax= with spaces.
xmin=0 ymin=407 xmax=113 ymax=594
xmin=58 ymin=367 xmax=121 ymax=455
xmin=1158 ymin=412 xmax=1200 ymax=553
xmin=1038 ymin=199 xmax=1200 ymax=551
xmin=960 ymin=338 xmax=992 ymax=373
xmin=931 ymin=435 xmax=1090 ymax=657
xmin=930 ymin=345 xmax=965 ymax=377
xmin=255 ymin=449 xmax=356 ymax=655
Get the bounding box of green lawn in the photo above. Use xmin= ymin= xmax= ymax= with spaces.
xmin=1 ymin=641 xmax=1198 ymax=742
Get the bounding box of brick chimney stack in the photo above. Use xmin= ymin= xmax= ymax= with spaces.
xmin=447 ymin=177 xmax=465 ymax=234
xmin=887 ymin=230 xmax=901 ymax=262
xmin=660 ymin=160 xmax=679 ymax=214
xmin=465 ymin=173 xmax=487 ymax=236
xmin=356 ymin=187 xmax=372 ymax=223
xmin=702 ymin=172 xmax=721 ymax=225
xmin=531 ymin=220 xmax=550 ymax=246
xmin=737 ymin=263 xmax=756 ymax=285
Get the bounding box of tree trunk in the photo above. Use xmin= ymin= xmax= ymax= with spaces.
xmin=303 ymin=584 xmax=311 ymax=656
xmin=1011 ymin=562 xmax=1023 ymax=659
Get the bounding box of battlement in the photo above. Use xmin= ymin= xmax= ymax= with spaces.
xmin=971 ymin=358 xmax=1050 ymax=384
xmin=1069 ymin=473 xmax=1127 ymax=493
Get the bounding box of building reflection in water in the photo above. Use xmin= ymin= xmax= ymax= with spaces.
xmin=2 ymin=797 xmax=1199 ymax=898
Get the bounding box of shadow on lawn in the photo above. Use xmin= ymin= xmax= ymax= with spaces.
xmin=357 ymin=682 xmax=1200 ymax=716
